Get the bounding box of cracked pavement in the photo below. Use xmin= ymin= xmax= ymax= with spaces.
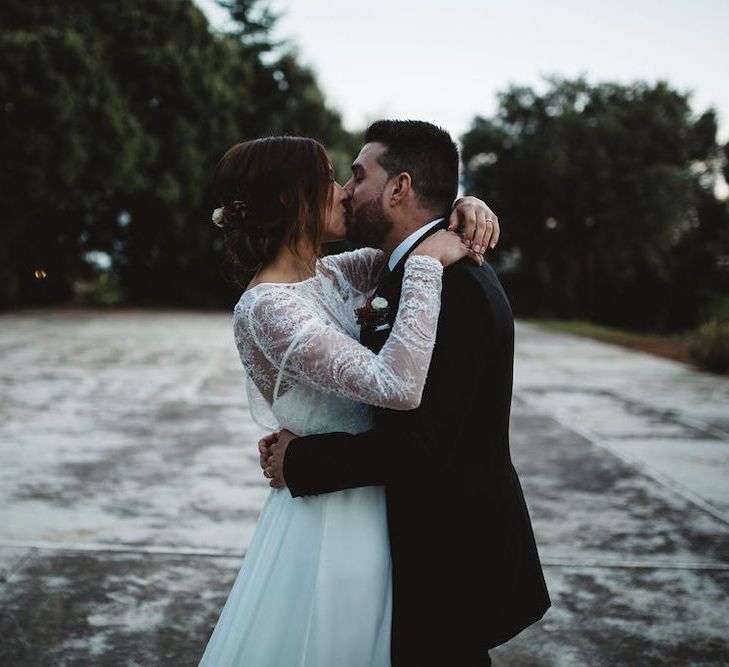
xmin=1 ymin=311 xmax=728 ymax=665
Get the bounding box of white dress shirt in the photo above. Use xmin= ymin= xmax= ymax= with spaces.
xmin=387 ymin=218 xmax=445 ymax=272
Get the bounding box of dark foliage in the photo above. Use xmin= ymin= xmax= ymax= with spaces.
xmin=461 ymin=78 xmax=729 ymax=332
xmin=0 ymin=0 xmax=358 ymax=308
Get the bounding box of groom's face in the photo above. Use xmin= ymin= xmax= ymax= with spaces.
xmin=343 ymin=142 xmax=394 ymax=248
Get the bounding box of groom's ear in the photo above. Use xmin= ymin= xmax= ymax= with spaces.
xmin=388 ymin=172 xmax=412 ymax=207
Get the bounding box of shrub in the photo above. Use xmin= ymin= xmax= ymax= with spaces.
xmin=688 ymin=321 xmax=729 ymax=374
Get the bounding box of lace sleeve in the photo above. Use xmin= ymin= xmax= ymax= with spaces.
xmin=236 ymin=255 xmax=443 ymax=410
xmin=319 ymin=247 xmax=387 ymax=294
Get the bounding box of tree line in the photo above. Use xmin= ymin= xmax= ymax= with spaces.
xmin=462 ymin=78 xmax=729 ymax=332
xmin=0 ymin=0 xmax=358 ymax=309
xmin=2 ymin=1 xmax=727 ymax=332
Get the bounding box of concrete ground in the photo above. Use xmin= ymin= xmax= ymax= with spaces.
xmin=0 ymin=310 xmax=728 ymax=666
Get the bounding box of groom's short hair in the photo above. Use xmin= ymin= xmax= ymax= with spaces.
xmin=364 ymin=120 xmax=459 ymax=215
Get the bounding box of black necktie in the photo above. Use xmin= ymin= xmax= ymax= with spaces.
xmin=376 ymin=264 xmax=392 ymax=293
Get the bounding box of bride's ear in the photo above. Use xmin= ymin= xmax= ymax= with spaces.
xmin=388 ymin=172 xmax=412 ymax=207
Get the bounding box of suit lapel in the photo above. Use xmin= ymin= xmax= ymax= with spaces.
xmin=360 ymin=219 xmax=450 ymax=352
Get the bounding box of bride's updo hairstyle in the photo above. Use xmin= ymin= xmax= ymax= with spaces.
xmin=213 ymin=136 xmax=333 ymax=275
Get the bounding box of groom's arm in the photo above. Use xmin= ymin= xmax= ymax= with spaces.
xmin=282 ymin=263 xmax=493 ymax=497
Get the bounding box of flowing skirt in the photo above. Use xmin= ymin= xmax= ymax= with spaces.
xmin=197 ymin=485 xmax=392 ymax=666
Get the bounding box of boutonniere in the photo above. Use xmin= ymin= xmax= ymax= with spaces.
xmin=355 ymin=295 xmax=390 ymax=330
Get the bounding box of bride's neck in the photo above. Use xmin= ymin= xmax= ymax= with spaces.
xmin=258 ymin=237 xmax=319 ymax=283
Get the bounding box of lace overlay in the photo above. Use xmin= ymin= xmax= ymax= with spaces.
xmin=232 ymin=247 xmax=443 ymax=431
xmin=197 ymin=247 xmax=442 ymax=666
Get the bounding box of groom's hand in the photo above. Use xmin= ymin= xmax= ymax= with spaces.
xmin=448 ymin=196 xmax=500 ymax=254
xmin=264 ymin=429 xmax=299 ymax=489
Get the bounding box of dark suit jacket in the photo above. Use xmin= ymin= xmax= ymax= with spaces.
xmin=284 ymin=220 xmax=550 ymax=664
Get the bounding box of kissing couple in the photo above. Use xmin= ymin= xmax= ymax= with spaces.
xmin=198 ymin=120 xmax=550 ymax=666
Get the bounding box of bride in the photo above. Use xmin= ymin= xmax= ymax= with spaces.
xmin=197 ymin=136 xmax=488 ymax=666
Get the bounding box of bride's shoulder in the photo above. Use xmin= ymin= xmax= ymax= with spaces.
xmin=319 ymin=247 xmax=384 ymax=270
xmin=318 ymin=248 xmax=386 ymax=293
xmin=234 ymin=281 xmax=314 ymax=326
xmin=237 ymin=280 xmax=303 ymax=307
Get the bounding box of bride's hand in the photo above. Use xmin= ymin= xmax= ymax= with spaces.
xmin=411 ymin=229 xmax=484 ymax=268
xmin=447 ymin=196 xmax=500 ymax=253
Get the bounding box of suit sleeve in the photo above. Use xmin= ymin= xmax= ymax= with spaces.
xmin=284 ymin=263 xmax=495 ymax=497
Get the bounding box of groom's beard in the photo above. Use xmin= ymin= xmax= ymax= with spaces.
xmin=345 ymin=196 xmax=393 ymax=248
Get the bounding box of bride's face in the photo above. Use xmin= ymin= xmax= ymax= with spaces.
xmin=323 ymin=179 xmax=348 ymax=242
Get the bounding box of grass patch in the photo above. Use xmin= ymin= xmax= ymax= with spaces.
xmin=688 ymin=321 xmax=729 ymax=374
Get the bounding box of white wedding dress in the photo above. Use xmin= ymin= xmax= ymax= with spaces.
xmin=197 ymin=248 xmax=444 ymax=667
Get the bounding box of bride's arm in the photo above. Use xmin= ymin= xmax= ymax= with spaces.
xmin=238 ymin=255 xmax=443 ymax=411
xmin=321 ymin=196 xmax=499 ymax=294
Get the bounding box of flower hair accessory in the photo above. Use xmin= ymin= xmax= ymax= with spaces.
xmin=212 ymin=200 xmax=247 ymax=228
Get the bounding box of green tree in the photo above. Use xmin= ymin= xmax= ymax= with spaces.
xmin=0 ymin=6 xmax=146 ymax=305
xmin=0 ymin=0 xmax=356 ymax=308
xmin=462 ymin=78 xmax=728 ymax=331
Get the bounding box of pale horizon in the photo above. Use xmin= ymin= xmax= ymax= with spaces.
xmin=197 ymin=0 xmax=729 ymax=145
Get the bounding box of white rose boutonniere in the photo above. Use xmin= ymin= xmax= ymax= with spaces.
xmin=355 ymin=295 xmax=390 ymax=332
xmin=212 ymin=207 xmax=225 ymax=227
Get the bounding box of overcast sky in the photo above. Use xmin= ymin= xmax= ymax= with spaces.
xmin=197 ymin=0 xmax=729 ymax=144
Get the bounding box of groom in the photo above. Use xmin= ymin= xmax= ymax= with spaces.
xmin=262 ymin=120 xmax=550 ymax=665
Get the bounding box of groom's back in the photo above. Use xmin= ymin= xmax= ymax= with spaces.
xmin=432 ymin=258 xmax=515 ymax=469
xmin=378 ymin=258 xmax=550 ymax=662
xmin=379 ymin=258 xmax=515 ymax=479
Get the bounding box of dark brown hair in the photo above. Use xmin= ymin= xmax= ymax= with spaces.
xmin=364 ymin=120 xmax=459 ymax=215
xmin=213 ymin=136 xmax=333 ymax=276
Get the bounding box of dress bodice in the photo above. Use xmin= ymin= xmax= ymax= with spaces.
xmin=232 ymin=247 xmax=444 ymax=433
xmin=271 ymin=383 xmax=375 ymax=436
